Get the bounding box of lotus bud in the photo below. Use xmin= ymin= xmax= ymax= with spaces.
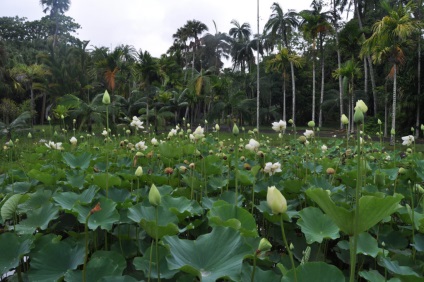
xmin=411 ymin=127 xmax=415 ymax=132
xmin=28 ymin=132 xmax=32 ymax=138
xmin=102 ymin=90 xmax=111 ymax=105
xmin=421 ymin=124 xmax=424 ymax=131
xmin=326 ymin=167 xmax=335 ymax=175
xmin=288 ymin=119 xmax=294 ymax=124
xmin=354 ymin=109 xmax=364 ymax=124
xmin=135 ymin=166 xmax=143 ymax=177
xmin=308 ymin=121 xmax=315 ymax=128
xmin=179 ymin=166 xmax=187 ymax=173
xmin=266 ymin=186 xmax=287 ymax=214
xmin=378 ymin=119 xmax=382 ymax=125
xmin=355 ymin=100 xmax=368 ymax=113
xmin=47 ymin=116 xmax=51 ymax=121
xmin=258 ymin=238 xmax=272 ymax=253
xmin=215 ymin=124 xmax=220 ymax=131
xmin=298 ymin=136 xmax=307 ymax=144
xmin=148 ymin=184 xmax=161 ymax=206
xmin=398 ymin=167 xmax=407 ymax=175
xmin=341 ymin=114 xmax=348 ymax=125
xmin=60 ymin=114 xmax=64 ymax=119
xmin=232 ymin=124 xmax=239 ymax=136
xmin=391 ymin=128 xmax=395 ymax=136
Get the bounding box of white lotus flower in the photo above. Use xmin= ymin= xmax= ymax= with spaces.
xmin=135 ymin=141 xmax=148 ymax=151
xmin=264 ymin=162 xmax=282 ymax=176
xmin=151 ymin=137 xmax=159 ymax=145
xmin=321 ymin=144 xmax=327 ymax=152
xmin=45 ymin=141 xmax=63 ymax=150
xmin=130 ymin=116 xmax=144 ymax=130
xmin=70 ymin=136 xmax=77 ymax=145
xmin=272 ymin=120 xmax=287 ymax=132
xmin=193 ymin=126 xmax=204 ymax=140
xmin=168 ymin=128 xmax=177 ymax=137
xmin=304 ymin=130 xmax=314 ymax=138
xmin=245 ymin=139 xmax=260 ymax=152
xmin=401 ymin=135 xmax=414 ymax=146
xmin=101 ymin=130 xmax=108 ymax=137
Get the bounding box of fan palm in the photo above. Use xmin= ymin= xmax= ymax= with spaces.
xmin=361 ymin=0 xmax=420 ymax=144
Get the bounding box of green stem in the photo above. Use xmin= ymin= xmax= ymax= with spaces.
xmin=349 ymin=126 xmax=362 ymax=282
xmin=155 ymin=206 xmax=160 ymax=282
xmin=251 ymin=253 xmax=257 ymax=282
xmin=148 ymin=239 xmax=154 ymax=282
xmin=280 ymin=214 xmax=297 ymax=282
xmin=234 ymin=138 xmax=239 ymax=205
xmin=83 ymin=215 xmax=91 ymax=282
xmin=410 ymin=182 xmax=416 ymax=261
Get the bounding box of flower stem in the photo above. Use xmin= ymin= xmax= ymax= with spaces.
xmin=280 ymin=214 xmax=297 ymax=282
xmin=83 ymin=214 xmax=91 ymax=282
xmin=251 ymin=253 xmax=257 ymax=282
xmin=349 ymin=126 xmax=362 ymax=282
xmin=155 ymin=206 xmax=160 ymax=282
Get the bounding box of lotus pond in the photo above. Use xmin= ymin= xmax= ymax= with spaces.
xmin=1 ymin=123 xmax=424 ymax=282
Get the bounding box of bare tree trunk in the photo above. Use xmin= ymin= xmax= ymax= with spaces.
xmin=41 ymin=92 xmax=46 ymax=125
xmin=312 ymin=58 xmax=316 ymax=122
xmin=283 ymin=73 xmax=286 ymax=121
xmin=416 ymin=17 xmax=421 ymax=138
xmin=319 ymin=47 xmax=325 ymax=128
xmin=390 ymin=64 xmax=397 ymax=145
xmin=364 ymin=57 xmax=368 ymax=108
xmin=290 ymin=61 xmax=296 ymax=124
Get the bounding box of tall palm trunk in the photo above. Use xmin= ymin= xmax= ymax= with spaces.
xmin=312 ymin=50 xmax=316 ymax=122
xmin=282 ymin=72 xmax=286 ymax=121
xmin=290 ymin=61 xmax=296 ymax=124
xmin=319 ymin=36 xmax=325 ymax=128
xmin=336 ymin=37 xmax=343 ymax=129
xmin=416 ymin=6 xmax=421 ymax=137
xmin=390 ymin=64 xmax=397 ymax=145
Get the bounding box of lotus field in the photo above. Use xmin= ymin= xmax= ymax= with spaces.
xmin=1 ymin=99 xmax=424 ymax=282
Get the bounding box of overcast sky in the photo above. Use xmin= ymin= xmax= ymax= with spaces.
xmin=2 ymin=0 xmax=317 ymax=57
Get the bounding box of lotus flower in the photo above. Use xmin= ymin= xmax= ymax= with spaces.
xmin=272 ymin=120 xmax=287 ymax=132
xmin=267 ymin=186 xmax=287 ymax=214
xmin=401 ymin=135 xmax=414 ymax=146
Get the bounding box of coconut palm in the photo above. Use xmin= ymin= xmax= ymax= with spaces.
xmin=0 ymin=111 xmax=31 ymax=141
xmin=39 ymin=0 xmax=71 ymax=47
xmin=265 ymin=47 xmax=303 ymax=122
xmin=332 ymin=59 xmax=362 ymax=134
xmin=299 ymin=0 xmax=332 ymax=125
xmin=264 ymin=4 xmax=302 ymax=123
xmin=10 ymin=63 xmax=50 ymax=125
xmin=361 ymin=0 xmax=420 ymax=144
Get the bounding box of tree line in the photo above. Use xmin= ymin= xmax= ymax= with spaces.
xmin=0 ymin=0 xmax=423 ymax=139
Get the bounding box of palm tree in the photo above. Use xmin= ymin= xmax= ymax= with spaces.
xmin=265 ymin=47 xmax=303 ymax=122
xmin=184 ymin=20 xmax=209 ymax=78
xmin=264 ymin=3 xmax=300 ymax=123
xmin=332 ymin=59 xmax=362 ymax=134
xmin=361 ymin=0 xmax=419 ymax=144
xmin=299 ymin=0 xmax=332 ymax=126
xmin=10 ymin=63 xmax=50 ymax=125
xmin=39 ymin=0 xmax=71 ymax=47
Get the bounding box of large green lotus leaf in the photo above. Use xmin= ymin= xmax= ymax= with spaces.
xmin=127 ymin=203 xmax=179 ymax=239
xmin=208 ymin=200 xmax=258 ymax=237
xmin=241 ymin=262 xmax=282 ymax=282
xmin=53 ymin=185 xmax=98 ymax=210
xmin=411 ymin=233 xmax=424 ymax=252
xmin=238 ymin=170 xmax=255 ymax=186
xmin=15 ymin=202 xmax=59 ymax=234
xmin=281 ymin=262 xmax=345 ymax=282
xmin=159 ymin=142 xmax=183 ymax=159
xmin=98 ymin=276 xmax=138 ymax=282
xmin=28 ymin=238 xmax=84 ymax=281
xmin=200 ymin=155 xmax=223 ymax=176
xmin=27 ymin=169 xmax=61 ymax=186
xmin=297 ymin=207 xmax=340 ymax=244
xmin=163 ymin=227 xmax=252 ymax=282
xmin=92 ymin=173 xmax=122 ymax=190
xmin=64 ymin=251 xmax=126 ymax=282
xmin=378 ymin=257 xmax=421 ymax=278
xmin=207 ymin=176 xmax=228 ymax=191
xmin=65 ymin=170 xmax=86 ymax=189
xmin=73 ymin=197 xmax=119 ymax=231
xmin=161 ymin=195 xmax=203 ymax=221
xmin=4 ymin=181 xmax=32 ymax=193
xmin=415 ymin=160 xmax=424 ymax=181
xmin=359 ymin=270 xmax=401 ymax=282
xmin=0 ymin=233 xmax=33 ymax=276
xmin=337 ymin=232 xmax=380 ymax=258
xmin=133 ymin=245 xmax=179 ymax=279
xmin=1 ymin=194 xmax=23 ymax=221
xmin=18 ymin=189 xmax=52 ymax=212
xmin=62 ymin=152 xmax=92 ymax=170
xmin=306 ymin=188 xmax=403 ymax=235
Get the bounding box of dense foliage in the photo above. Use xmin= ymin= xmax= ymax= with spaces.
xmin=0 ymin=0 xmax=423 ymax=137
